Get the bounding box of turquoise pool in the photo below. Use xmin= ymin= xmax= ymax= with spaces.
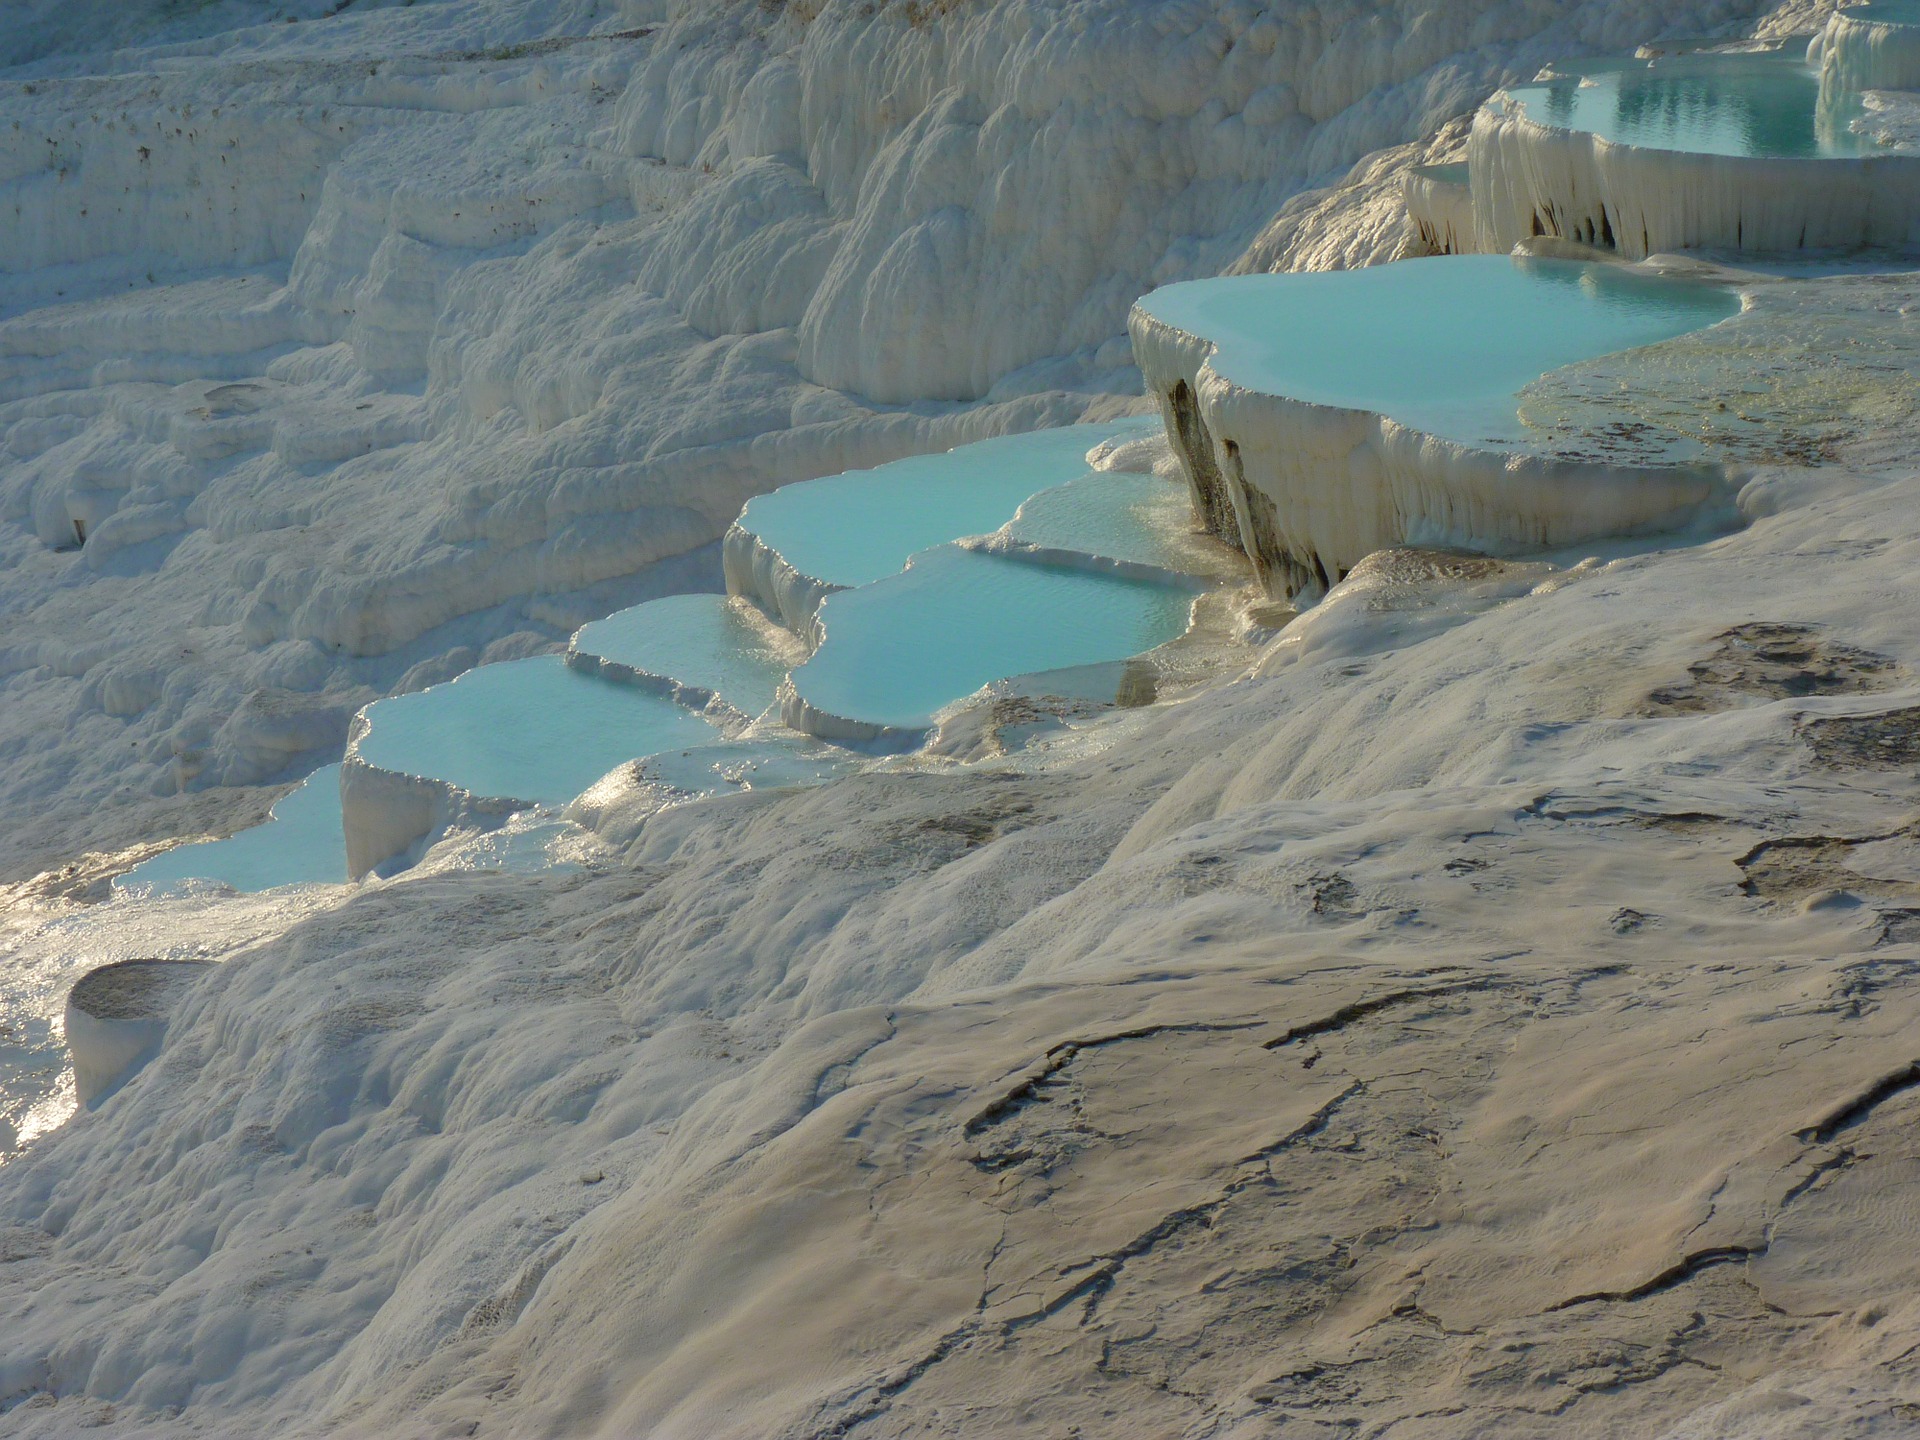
xmin=115 ymin=764 xmax=348 ymax=896
xmin=735 ymin=418 xmax=1159 ymax=589
xmin=1135 ymin=255 xmax=1739 ymax=451
xmin=1504 ymin=51 xmax=1874 ymax=158
xmin=353 ymin=654 xmax=722 ymax=805
xmin=790 ymin=547 xmax=1195 ymax=733
xmin=572 ymin=593 xmax=793 ymax=719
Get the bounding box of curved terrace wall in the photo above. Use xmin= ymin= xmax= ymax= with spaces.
xmin=1468 ymin=97 xmax=1920 ymax=257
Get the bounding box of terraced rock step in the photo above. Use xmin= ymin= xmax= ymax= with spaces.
xmin=341 ymin=655 xmax=724 ymax=876
xmin=1467 ymin=47 xmax=1920 ymax=256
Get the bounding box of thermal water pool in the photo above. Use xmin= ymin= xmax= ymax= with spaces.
xmin=114 ymin=764 xmax=349 ymax=896
xmin=789 ymin=547 xmax=1197 ymax=736
xmin=1501 ymin=51 xmax=1875 ymax=159
xmin=350 ymin=654 xmax=722 ymax=806
xmin=992 ymin=468 xmax=1214 ymax=578
xmin=120 ymin=433 xmax=1227 ymax=890
xmin=1134 ymin=255 xmax=1739 ymax=453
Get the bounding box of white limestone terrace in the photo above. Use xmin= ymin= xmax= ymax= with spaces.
xmin=1403 ymin=158 xmax=1474 ymax=254
xmin=338 ymin=653 xmax=724 ymax=877
xmin=1131 ymin=252 xmax=1745 ymax=599
xmin=0 ymin=0 xmax=1784 ymax=880
xmin=964 ymin=465 xmax=1245 ymax=586
xmin=130 ymin=422 xmax=1236 ymax=883
xmin=1468 ymin=45 xmax=1920 ymax=257
xmin=723 ymin=420 xmax=1159 ymax=640
xmin=14 ymin=265 xmax=1920 ymax=1432
xmin=783 ymin=546 xmax=1204 ymax=746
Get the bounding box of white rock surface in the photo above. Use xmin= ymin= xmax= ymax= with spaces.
xmin=15 ymin=0 xmax=1920 ymax=1437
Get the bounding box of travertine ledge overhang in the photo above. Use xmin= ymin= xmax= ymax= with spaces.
xmin=1130 ymin=253 xmax=1747 ymax=601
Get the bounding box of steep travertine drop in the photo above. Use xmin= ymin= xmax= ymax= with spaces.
xmin=1469 ymin=49 xmax=1920 ymax=256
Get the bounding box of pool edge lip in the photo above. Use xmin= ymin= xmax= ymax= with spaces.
xmin=66 ymin=958 xmax=219 ymax=1107
xmin=338 ymin=731 xmax=534 ymax=882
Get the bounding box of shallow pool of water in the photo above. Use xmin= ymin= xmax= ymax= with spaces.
xmin=115 ymin=764 xmax=349 ymax=896
xmin=353 ymin=655 xmax=722 ymax=805
xmin=790 ymin=548 xmax=1195 ymax=732
xmin=571 ymin=593 xmax=794 ymax=719
xmin=1505 ymin=51 xmax=1875 ymax=158
xmin=1135 ymin=255 xmax=1739 ymax=451
xmin=735 ymin=418 xmax=1160 ymax=589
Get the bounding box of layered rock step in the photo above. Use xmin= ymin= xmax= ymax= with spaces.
xmin=1818 ymin=1 xmax=1920 ymax=100
xmin=340 ymin=654 xmax=725 ymax=878
xmin=567 ymin=591 xmax=798 ymax=723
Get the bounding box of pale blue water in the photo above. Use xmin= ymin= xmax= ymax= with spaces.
xmin=353 ymin=654 xmax=721 ymax=805
xmin=115 ymin=764 xmax=348 ymax=896
xmin=790 ymin=548 xmax=1194 ymax=732
xmin=1135 ymin=256 xmax=1738 ymax=450
xmin=1843 ymin=0 xmax=1920 ymax=24
xmin=571 ymin=593 xmax=791 ymax=718
xmin=1506 ymin=52 xmax=1874 ymax=158
xmin=1001 ymin=470 xmax=1197 ymax=575
xmin=735 ymin=418 xmax=1160 ymax=589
